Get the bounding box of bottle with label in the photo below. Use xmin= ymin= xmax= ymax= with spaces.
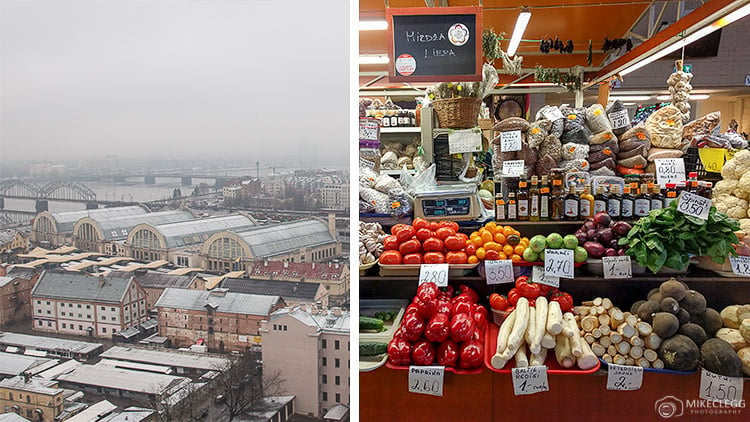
xmin=621 ymin=185 xmax=635 ymax=218
xmin=697 ymin=181 xmax=713 ymax=198
xmin=540 ymin=176 xmax=550 ymax=220
xmin=381 ymin=110 xmax=391 ymax=127
xmin=607 ymin=185 xmax=622 ymax=218
xmin=550 ymin=168 xmax=565 ymax=196
xmin=687 ymin=171 xmax=699 ymax=194
xmin=650 ymin=183 xmax=664 ymax=211
xmin=634 ymin=183 xmax=651 ymax=217
xmin=495 ymin=193 xmax=506 ymax=221
xmin=507 ymin=191 xmax=517 ymax=221
xmin=594 ymin=185 xmax=608 ymax=215
xmin=564 ymin=185 xmax=580 ymax=220
xmin=664 ymin=183 xmax=678 ymax=207
xmin=517 ymin=176 xmax=529 ymax=221
xmin=390 ymin=111 xmax=399 ymax=128
xmin=529 ymin=176 xmax=540 ymax=221
xmin=579 ymin=185 xmax=594 ymax=219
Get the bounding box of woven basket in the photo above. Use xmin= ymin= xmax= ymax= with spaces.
xmin=432 ymin=97 xmax=482 ymax=129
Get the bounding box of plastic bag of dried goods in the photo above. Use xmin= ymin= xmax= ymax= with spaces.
xmin=560 ymin=125 xmax=592 ymax=145
xmin=645 ymin=105 xmax=684 ymax=149
xmin=586 ymin=104 xmax=613 ymax=134
xmin=360 ymin=187 xmax=391 ymax=214
xmin=562 ymin=142 xmax=590 ymax=161
xmin=561 ymin=107 xmax=587 ymax=133
xmin=605 ymin=100 xmax=631 ymax=136
xmin=527 ymin=120 xmax=551 ymax=149
xmin=373 ymin=173 xmax=402 ymax=193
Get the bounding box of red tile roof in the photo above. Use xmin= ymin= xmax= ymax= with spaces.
xmin=247 ymin=260 xmax=346 ymax=280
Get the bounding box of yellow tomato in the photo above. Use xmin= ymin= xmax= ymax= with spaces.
xmin=471 ymin=236 xmax=484 ymax=247
xmin=475 ymin=247 xmax=487 ymax=260
xmin=514 ymin=245 xmax=526 ymax=255
xmin=467 ymin=255 xmax=479 ymax=264
xmin=511 ymin=254 xmax=522 ymax=262
xmin=503 ymin=244 xmax=515 ymax=256
xmin=484 ymin=221 xmax=497 ymax=231
xmin=497 ymin=252 xmax=507 ymax=260
xmin=481 ymin=231 xmax=494 ymax=244
xmin=502 ymin=226 xmax=515 ymax=237
xmin=493 ymin=232 xmax=506 ymax=245
xmin=484 ymin=241 xmax=501 ymax=252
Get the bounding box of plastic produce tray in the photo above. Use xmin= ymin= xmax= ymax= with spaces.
xmin=378 ymin=263 xmax=478 ymax=277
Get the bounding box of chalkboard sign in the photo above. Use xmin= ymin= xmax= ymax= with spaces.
xmin=387 ymin=7 xmax=482 ymax=82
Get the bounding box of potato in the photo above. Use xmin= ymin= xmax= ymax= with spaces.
xmin=716 ymin=327 xmax=749 ymax=351
xmin=721 ymin=305 xmax=741 ymax=328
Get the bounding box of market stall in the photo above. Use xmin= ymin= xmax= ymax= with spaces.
xmin=359 ymin=2 xmax=750 ymax=421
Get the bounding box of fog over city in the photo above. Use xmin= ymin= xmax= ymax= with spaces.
xmin=0 ymin=0 xmax=349 ymax=171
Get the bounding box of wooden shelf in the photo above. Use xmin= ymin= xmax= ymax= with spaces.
xmin=380 ymin=127 xmax=421 ymax=133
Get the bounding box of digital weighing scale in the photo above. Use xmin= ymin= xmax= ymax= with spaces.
xmin=413 ymin=184 xmax=482 ymax=221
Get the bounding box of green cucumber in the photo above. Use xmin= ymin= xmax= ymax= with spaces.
xmin=359 ymin=316 xmax=385 ymax=331
xmin=360 ymin=342 xmax=388 ymax=356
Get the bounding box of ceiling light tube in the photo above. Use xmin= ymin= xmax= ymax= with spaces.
xmin=359 ymin=20 xmax=388 ymax=31
xmin=609 ymin=95 xmax=653 ymax=101
xmin=506 ymin=7 xmax=531 ymax=57
xmin=359 ymin=55 xmax=389 ymax=65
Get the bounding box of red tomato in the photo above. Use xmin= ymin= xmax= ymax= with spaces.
xmin=446 ymin=251 xmax=468 ymax=264
xmin=485 ymin=249 xmax=500 ymax=261
xmin=438 ymin=221 xmax=460 ymax=232
xmin=412 ymin=218 xmax=430 ymax=231
xmin=423 ymin=252 xmax=446 ymax=264
xmin=383 ymin=235 xmax=400 ymax=251
xmin=379 ymin=250 xmax=403 ymax=265
xmin=390 ymin=223 xmax=408 ymax=236
xmin=435 ymin=227 xmax=456 ymax=240
xmin=422 ymin=237 xmax=444 ymax=252
xmin=508 ymin=288 xmax=521 ymax=306
xmin=443 ymin=235 xmax=465 ymax=252
xmin=505 ymin=305 xmax=515 ymax=314
xmin=551 ymin=291 xmax=574 ymax=312
xmin=489 ymin=293 xmax=509 ymax=311
xmin=399 ymin=239 xmax=421 ymax=255
xmin=429 ymin=222 xmax=439 ymax=231
xmin=515 ymin=276 xmax=541 ymax=299
xmin=465 ymin=243 xmax=477 ymax=256
xmin=395 ymin=225 xmax=416 ymax=242
xmin=402 ymin=253 xmax=423 ymax=265
xmin=415 ymin=228 xmax=433 ymax=242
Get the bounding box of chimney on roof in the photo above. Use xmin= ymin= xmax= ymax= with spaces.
xmin=209 ymin=288 xmax=227 ymax=297
xmin=22 ymin=371 xmax=31 ymax=383
xmin=283 ymin=261 xmax=289 ymax=268
xmin=311 ymin=263 xmax=315 ymax=270
xmin=98 ymin=275 xmax=105 ymax=287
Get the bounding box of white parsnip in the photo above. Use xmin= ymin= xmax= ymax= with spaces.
xmin=607 ymin=345 xmax=617 ymax=356
xmin=644 ymin=332 xmax=662 ymax=350
xmin=554 ymin=335 xmax=575 ymax=368
xmin=541 ymin=332 xmax=556 ymax=349
xmin=636 ymin=357 xmax=651 ymax=368
xmin=617 ymin=322 xmax=636 ymax=338
xmin=564 ymin=313 xmax=584 ymax=357
xmin=625 ymin=357 xmax=635 ymax=366
xmin=609 ymin=332 xmax=623 ymax=344
xmin=576 ymin=338 xmax=599 ymax=370
xmin=583 ymin=333 xmax=596 ymax=344
xmin=616 ymin=341 xmax=631 ymax=356
xmin=546 ymin=301 xmax=563 ymax=335
xmin=491 ymin=309 xmax=517 ymax=369
xmin=530 ymin=296 xmax=548 ymax=354
xmin=515 ymin=343 xmax=529 ymax=368
xmin=599 ymin=325 xmax=611 ymax=336
xmin=530 ymin=348 xmax=547 ymax=367
xmin=502 ymin=297 xmax=530 ymax=360
xmin=636 ymin=321 xmax=652 ymax=336
xmin=613 ymin=354 xmax=626 ymax=365
xmin=524 ymin=307 xmax=537 ymax=346
xmin=602 ymin=354 xmax=613 ymax=364
xmin=629 ymin=336 xmax=644 ymax=348
xmin=629 ymin=346 xmax=644 ymax=359
xmin=580 ymin=315 xmax=599 ymax=332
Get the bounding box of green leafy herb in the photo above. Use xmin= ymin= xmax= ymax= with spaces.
xmin=620 ymin=202 xmax=740 ymax=273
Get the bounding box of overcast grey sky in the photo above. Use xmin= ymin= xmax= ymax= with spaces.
xmin=0 ymin=0 xmax=349 ymax=170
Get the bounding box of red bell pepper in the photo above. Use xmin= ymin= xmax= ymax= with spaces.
xmin=424 ymin=313 xmax=450 ymax=343
xmin=417 ymin=282 xmax=439 ymax=303
xmin=515 ymin=276 xmax=541 ymax=299
xmin=401 ymin=312 xmax=425 ymax=342
xmin=437 ymin=340 xmax=459 ymax=367
xmin=459 ymin=284 xmax=479 ymax=303
xmin=452 ymin=300 xmax=473 ymax=316
xmin=449 ymin=313 xmax=475 ymax=343
xmin=551 ymin=291 xmax=574 ymax=312
xmin=459 ymin=339 xmax=484 ymax=369
xmin=412 ymin=340 xmax=436 ymax=366
xmin=387 ymin=337 xmax=412 ymax=366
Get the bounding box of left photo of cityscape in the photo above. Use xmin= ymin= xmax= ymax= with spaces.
xmin=0 ymin=1 xmax=351 ymax=421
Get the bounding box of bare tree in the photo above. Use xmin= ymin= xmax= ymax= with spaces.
xmin=213 ymin=353 xmax=286 ymax=421
xmin=144 ymin=381 xmax=204 ymax=422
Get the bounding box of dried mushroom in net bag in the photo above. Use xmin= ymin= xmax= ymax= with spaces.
xmin=360 ymin=187 xmax=392 ymax=214
xmin=527 ymin=120 xmax=551 ymax=149
xmin=561 ymin=142 xmax=590 ymax=161
xmin=645 ymin=105 xmax=684 ymax=149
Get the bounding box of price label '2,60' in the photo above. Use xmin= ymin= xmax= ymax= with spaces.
xmin=408 ymin=366 xmax=444 ymax=397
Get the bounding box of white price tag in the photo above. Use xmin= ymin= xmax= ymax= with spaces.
xmin=607 ymin=364 xmax=643 ymax=391
xmin=512 ymin=366 xmax=549 ymax=396
xmin=601 ymin=256 xmax=632 ymax=279
xmin=729 ymin=255 xmax=750 ymax=276
xmin=699 ymin=369 xmax=744 ymax=405
xmin=532 ymin=265 xmax=559 ymax=288
xmin=359 ymin=156 xmax=375 ymax=170
xmin=448 ymin=129 xmax=482 ymax=154
xmin=655 ymin=158 xmax=686 ymax=186
xmin=500 ymin=130 xmax=522 ymax=152
xmin=419 ymin=263 xmax=449 ymax=287
xmin=607 ymin=109 xmax=630 ymax=130
xmin=676 ymin=191 xmax=711 ymax=220
xmin=359 ymin=118 xmax=380 ymax=141
xmin=408 ymin=366 xmax=444 ymax=397
xmin=485 ymin=260 xmax=514 ymax=285
xmin=542 ymin=107 xmax=564 ymax=122
xmin=502 ymin=160 xmax=525 ymax=176
xmin=544 ymin=249 xmax=574 ymax=279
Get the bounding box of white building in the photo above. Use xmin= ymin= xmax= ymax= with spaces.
xmin=320 ymin=184 xmax=350 ymax=211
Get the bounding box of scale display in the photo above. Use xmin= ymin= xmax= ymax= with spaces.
xmin=421 ymin=197 xmax=472 ymax=217
xmin=413 ymin=186 xmax=481 ymax=221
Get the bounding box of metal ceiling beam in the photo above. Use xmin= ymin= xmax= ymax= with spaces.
xmin=593 ymin=0 xmax=748 ymax=85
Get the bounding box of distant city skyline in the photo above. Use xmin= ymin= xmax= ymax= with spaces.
xmin=0 ymin=0 xmax=349 ymax=166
